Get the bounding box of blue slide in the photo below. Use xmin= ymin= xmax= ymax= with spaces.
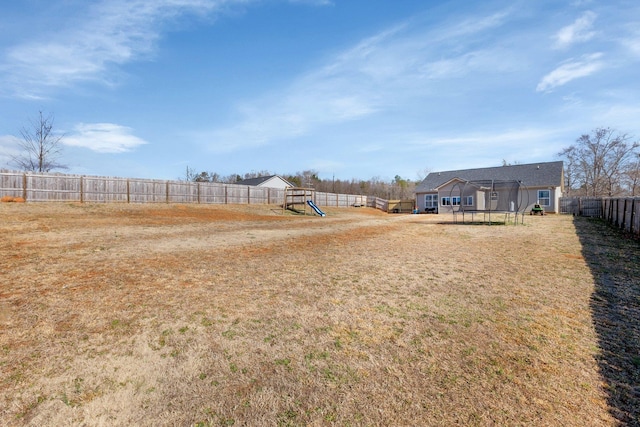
xmin=307 ymin=200 xmax=326 ymax=217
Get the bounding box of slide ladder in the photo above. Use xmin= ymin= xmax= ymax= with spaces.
xmin=307 ymin=200 xmax=326 ymax=217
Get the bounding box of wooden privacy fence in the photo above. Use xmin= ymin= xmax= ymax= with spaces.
xmin=0 ymin=170 xmax=368 ymax=208
xmin=367 ymin=197 xmax=389 ymax=212
xmin=314 ymin=191 xmax=366 ymax=208
xmin=559 ymin=197 xmax=604 ymax=217
xmin=603 ymin=198 xmax=640 ymax=236
xmin=560 ymin=196 xmax=640 ymax=237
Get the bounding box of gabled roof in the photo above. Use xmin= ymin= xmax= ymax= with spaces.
xmin=236 ymin=175 xmax=294 ymax=187
xmin=433 ymin=177 xmax=482 ymax=190
xmin=415 ymin=161 xmax=564 ymax=193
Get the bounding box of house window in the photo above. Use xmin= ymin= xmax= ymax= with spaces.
xmin=452 ymin=196 xmax=460 ymax=206
xmin=538 ymin=190 xmax=550 ymax=206
xmin=463 ymin=196 xmax=473 ymax=206
xmin=425 ymin=194 xmax=438 ymax=209
xmin=490 ymin=192 xmax=498 ymax=201
xmin=441 ymin=197 xmax=451 ymax=206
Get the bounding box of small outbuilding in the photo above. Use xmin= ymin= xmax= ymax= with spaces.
xmin=414 ymin=161 xmax=564 ymax=214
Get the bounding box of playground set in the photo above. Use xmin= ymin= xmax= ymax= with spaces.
xmin=283 ymin=187 xmax=326 ymax=217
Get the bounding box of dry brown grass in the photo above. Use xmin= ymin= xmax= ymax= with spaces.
xmin=0 ymin=203 xmax=634 ymax=426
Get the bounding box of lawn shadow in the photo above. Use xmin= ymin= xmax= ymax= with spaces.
xmin=573 ymin=216 xmax=640 ymax=426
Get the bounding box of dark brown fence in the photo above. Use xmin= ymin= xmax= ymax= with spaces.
xmin=561 ymin=196 xmax=640 ymax=237
xmin=0 ymin=170 xmax=368 ymax=208
xmin=603 ymin=198 xmax=640 ymax=236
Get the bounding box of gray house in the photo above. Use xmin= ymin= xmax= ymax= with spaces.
xmin=415 ymin=161 xmax=564 ymax=214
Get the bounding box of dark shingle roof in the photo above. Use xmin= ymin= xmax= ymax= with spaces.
xmin=235 ymin=175 xmax=294 ymax=187
xmin=236 ymin=176 xmax=274 ymax=186
xmin=415 ymin=161 xmax=564 ymax=192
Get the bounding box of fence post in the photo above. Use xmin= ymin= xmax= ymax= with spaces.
xmin=80 ymin=176 xmax=84 ymax=203
xmin=631 ymin=199 xmax=636 ymax=235
xmin=127 ymin=179 xmax=130 ymax=203
xmin=610 ymin=199 xmax=614 ymax=225
xmin=577 ymin=198 xmax=582 ymax=216
xmin=22 ymin=173 xmax=27 ymax=201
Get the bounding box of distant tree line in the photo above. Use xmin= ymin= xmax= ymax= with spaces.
xmin=183 ymin=166 xmax=418 ymax=200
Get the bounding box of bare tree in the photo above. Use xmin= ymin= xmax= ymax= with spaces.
xmin=10 ymin=111 xmax=67 ymax=172
xmin=559 ymin=128 xmax=639 ymax=197
xmin=415 ymin=167 xmax=432 ymax=182
xmin=222 ymin=174 xmax=243 ymax=183
xmin=290 ymin=170 xmax=320 ymax=188
xmin=623 ymin=153 xmax=640 ymax=196
xmin=183 ymin=166 xmax=198 ymax=181
xmin=558 ymin=146 xmax=579 ymax=197
xmin=194 ymin=171 xmax=221 ymax=182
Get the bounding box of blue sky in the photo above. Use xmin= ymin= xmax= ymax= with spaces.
xmin=1 ymin=0 xmax=639 ymax=182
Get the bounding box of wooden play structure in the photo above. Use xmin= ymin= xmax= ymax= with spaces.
xmin=283 ymin=187 xmax=325 ymax=216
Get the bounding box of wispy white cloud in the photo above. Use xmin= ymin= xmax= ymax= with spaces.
xmin=554 ymin=11 xmax=597 ymax=49
xmin=398 ymin=127 xmax=568 ymax=170
xmin=204 ymin=8 xmax=515 ymax=151
xmin=64 ymin=123 xmax=148 ymax=153
xmin=620 ymin=28 xmax=640 ymax=57
xmin=407 ymin=128 xmax=557 ymax=149
xmin=0 ymin=0 xmax=337 ymax=99
xmin=536 ymin=53 xmax=604 ymax=92
xmin=437 ymin=9 xmax=511 ymax=41
xmin=0 ymin=0 xmax=232 ymax=98
xmin=419 ymin=49 xmax=515 ymax=79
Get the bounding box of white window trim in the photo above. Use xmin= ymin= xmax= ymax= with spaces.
xmin=538 ymin=190 xmax=551 ymax=206
xmin=425 ymin=194 xmax=438 ymax=208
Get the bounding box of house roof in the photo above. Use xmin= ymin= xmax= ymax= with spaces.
xmin=415 ymin=161 xmax=564 ymax=193
xmin=434 ymin=177 xmax=484 ymax=190
xmin=235 ymin=175 xmax=294 ymax=187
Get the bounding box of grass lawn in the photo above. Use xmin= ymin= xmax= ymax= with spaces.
xmin=1 ymin=203 xmax=638 ymax=426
